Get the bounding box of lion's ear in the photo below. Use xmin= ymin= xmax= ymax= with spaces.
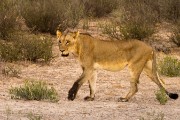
xmin=56 ymin=30 xmax=62 ymax=37
xmin=73 ymin=31 xmax=79 ymax=39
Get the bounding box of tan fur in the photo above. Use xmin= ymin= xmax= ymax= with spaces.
xmin=57 ymin=31 xmax=178 ymax=102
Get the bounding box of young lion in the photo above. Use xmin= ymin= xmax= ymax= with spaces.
xmin=56 ymin=30 xmax=178 ymax=102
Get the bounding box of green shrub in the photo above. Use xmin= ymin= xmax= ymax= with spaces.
xmin=18 ymin=0 xmax=84 ymax=34
xmin=9 ymin=80 xmax=59 ymax=102
xmin=155 ymin=89 xmax=168 ymax=105
xmin=0 ymin=0 xmax=17 ymax=39
xmin=159 ymin=56 xmax=180 ymax=77
xmin=0 ymin=32 xmax=53 ymax=62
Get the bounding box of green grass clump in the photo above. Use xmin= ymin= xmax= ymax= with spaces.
xmin=9 ymin=80 xmax=59 ymax=102
xmin=155 ymin=89 xmax=168 ymax=105
xmin=27 ymin=112 xmax=42 ymax=120
xmin=159 ymin=56 xmax=180 ymax=77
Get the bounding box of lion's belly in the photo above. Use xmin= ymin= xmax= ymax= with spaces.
xmin=94 ymin=62 xmax=127 ymax=71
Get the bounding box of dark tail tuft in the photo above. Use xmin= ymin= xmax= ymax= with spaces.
xmin=168 ymin=93 xmax=179 ymax=99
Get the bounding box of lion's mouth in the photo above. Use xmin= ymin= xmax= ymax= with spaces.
xmin=61 ymin=53 xmax=69 ymax=57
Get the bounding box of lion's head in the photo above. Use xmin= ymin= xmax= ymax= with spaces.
xmin=56 ymin=30 xmax=79 ymax=57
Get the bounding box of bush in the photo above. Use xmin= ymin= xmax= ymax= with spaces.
xmin=100 ymin=0 xmax=157 ymax=40
xmin=101 ymin=20 xmax=155 ymax=40
xmin=100 ymin=22 xmax=121 ymax=40
xmin=16 ymin=34 xmax=53 ymax=62
xmin=155 ymin=88 xmax=168 ymax=105
xmin=119 ymin=0 xmax=180 ymax=22
xmin=81 ymin=0 xmax=119 ymax=17
xmin=18 ymin=0 xmax=84 ymax=34
xmin=0 ymin=41 xmax=22 ymax=62
xmin=123 ymin=0 xmax=156 ymax=39
xmin=159 ymin=56 xmax=180 ymax=77
xmin=0 ymin=0 xmax=17 ymax=39
xmin=101 ymin=0 xmax=180 ymax=40
xmin=120 ymin=23 xmax=155 ymax=40
xmin=9 ymin=80 xmax=59 ymax=102
xmin=0 ymin=32 xmax=53 ymax=62
xmin=159 ymin=0 xmax=180 ymax=22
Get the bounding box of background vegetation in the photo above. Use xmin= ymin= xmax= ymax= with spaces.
xmin=0 ymin=33 xmax=52 ymax=62
xmin=0 ymin=0 xmax=179 ymax=64
xmin=0 ymin=0 xmax=17 ymax=39
xmin=172 ymin=22 xmax=180 ymax=47
xmin=18 ymin=0 xmax=84 ymax=34
xmin=0 ymin=0 xmax=179 ymax=37
xmin=101 ymin=0 xmax=180 ymax=40
xmin=159 ymin=56 xmax=180 ymax=77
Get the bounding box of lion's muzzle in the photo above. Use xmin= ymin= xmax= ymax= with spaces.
xmin=60 ymin=50 xmax=69 ymax=57
xmin=61 ymin=53 xmax=69 ymax=57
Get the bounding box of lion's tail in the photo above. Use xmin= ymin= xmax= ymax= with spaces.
xmin=152 ymin=50 xmax=178 ymax=100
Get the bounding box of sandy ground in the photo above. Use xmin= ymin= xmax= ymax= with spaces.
xmin=0 ymin=40 xmax=179 ymax=120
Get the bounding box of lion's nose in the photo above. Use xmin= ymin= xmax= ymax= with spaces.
xmin=60 ymin=50 xmax=65 ymax=53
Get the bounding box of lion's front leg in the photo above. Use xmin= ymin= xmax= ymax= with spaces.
xmin=84 ymin=71 xmax=97 ymax=101
xmin=68 ymin=75 xmax=85 ymax=101
xmin=68 ymin=81 xmax=81 ymax=100
xmin=68 ymin=69 xmax=94 ymax=101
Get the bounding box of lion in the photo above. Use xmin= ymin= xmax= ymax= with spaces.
xmin=56 ymin=30 xmax=178 ymax=102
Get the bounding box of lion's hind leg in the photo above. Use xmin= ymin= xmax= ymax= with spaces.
xmin=143 ymin=60 xmax=164 ymax=88
xmin=144 ymin=60 xmax=178 ymax=100
xmin=119 ymin=62 xmax=145 ymax=102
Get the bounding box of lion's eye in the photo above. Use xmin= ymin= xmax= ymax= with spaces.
xmin=66 ymin=40 xmax=70 ymax=45
xmin=59 ymin=40 xmax=62 ymax=44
